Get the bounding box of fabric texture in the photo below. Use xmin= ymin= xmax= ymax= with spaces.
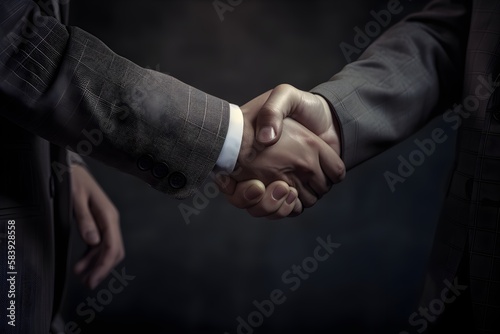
xmin=0 ymin=0 xmax=230 ymax=333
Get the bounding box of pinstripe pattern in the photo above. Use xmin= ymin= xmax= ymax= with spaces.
xmin=460 ymin=1 xmax=500 ymax=330
xmin=0 ymin=0 xmax=230 ymax=199
xmin=421 ymin=1 xmax=500 ymax=332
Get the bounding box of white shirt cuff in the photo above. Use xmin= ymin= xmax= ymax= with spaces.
xmin=215 ymin=103 xmax=243 ymax=173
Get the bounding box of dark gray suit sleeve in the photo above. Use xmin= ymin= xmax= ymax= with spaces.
xmin=311 ymin=0 xmax=471 ymax=169
xmin=0 ymin=0 xmax=229 ymax=199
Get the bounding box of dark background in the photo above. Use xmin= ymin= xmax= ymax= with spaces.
xmin=60 ymin=0 xmax=456 ymax=333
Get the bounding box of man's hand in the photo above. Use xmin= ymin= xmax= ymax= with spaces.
xmin=234 ymin=117 xmax=344 ymax=208
xmin=218 ymin=85 xmax=344 ymax=219
xmin=217 ymin=177 xmax=303 ymax=219
xmin=71 ymin=165 xmax=124 ymax=289
xmin=255 ymin=84 xmax=341 ymax=154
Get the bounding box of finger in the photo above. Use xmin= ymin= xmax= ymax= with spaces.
xmin=256 ymin=84 xmax=300 ymax=146
xmin=290 ymin=197 xmax=304 ymax=217
xmin=79 ymin=251 xmax=102 ymax=289
xmin=317 ymin=139 xmax=346 ymax=184
xmin=294 ymin=181 xmax=318 ymax=209
xmin=87 ymin=194 xmax=124 ymax=289
xmin=304 ymin=148 xmax=335 ymax=197
xmin=88 ymin=235 xmax=123 ymax=289
xmin=285 ymin=171 xmax=319 ymax=209
xmin=73 ymin=190 xmax=101 ymax=246
xmin=87 ymin=244 xmax=122 ymax=290
xmin=74 ymin=247 xmax=99 ymax=276
xmin=214 ymin=171 xmax=236 ymax=195
xmin=246 ymin=181 xmax=292 ymax=217
xmin=290 ymin=93 xmax=333 ymax=136
xmin=268 ymin=187 xmax=299 ymax=220
xmin=224 ymin=179 xmax=266 ymax=209
xmin=305 ymin=163 xmax=333 ymax=199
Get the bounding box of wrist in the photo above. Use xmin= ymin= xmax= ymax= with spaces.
xmin=238 ymin=106 xmax=258 ymax=167
xmin=316 ymin=95 xmax=341 ymax=156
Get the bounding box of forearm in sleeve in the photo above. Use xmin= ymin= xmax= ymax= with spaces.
xmin=311 ymin=0 xmax=471 ymax=169
xmin=0 ymin=0 xmax=230 ymax=198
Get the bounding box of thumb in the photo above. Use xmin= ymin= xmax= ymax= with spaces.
xmin=225 ymin=179 xmax=266 ymax=209
xmin=256 ymin=84 xmax=300 ymax=146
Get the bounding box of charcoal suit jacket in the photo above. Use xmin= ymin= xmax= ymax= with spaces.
xmin=0 ymin=0 xmax=230 ymax=333
xmin=311 ymin=0 xmax=499 ymax=332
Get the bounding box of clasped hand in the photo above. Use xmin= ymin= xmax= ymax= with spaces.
xmin=217 ymin=84 xmax=345 ymax=219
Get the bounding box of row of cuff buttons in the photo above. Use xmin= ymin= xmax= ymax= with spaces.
xmin=137 ymin=154 xmax=187 ymax=189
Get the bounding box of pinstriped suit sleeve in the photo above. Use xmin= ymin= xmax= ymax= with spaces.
xmin=0 ymin=0 xmax=229 ymax=199
xmin=311 ymin=0 xmax=470 ymax=169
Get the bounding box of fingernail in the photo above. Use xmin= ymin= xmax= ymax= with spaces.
xmin=258 ymin=126 xmax=276 ymax=143
xmin=86 ymin=231 xmax=100 ymax=245
xmin=286 ymin=191 xmax=296 ymax=204
xmin=272 ymin=186 xmax=288 ymax=201
xmin=245 ymin=184 xmax=263 ymax=201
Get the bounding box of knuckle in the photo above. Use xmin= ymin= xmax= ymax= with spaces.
xmin=103 ymin=243 xmax=113 ymax=252
xmin=335 ymin=163 xmax=346 ymax=181
xmin=260 ymin=104 xmax=281 ymax=119
xmin=105 ymin=206 xmax=120 ymax=223
xmin=119 ymin=249 xmax=126 ymax=262
xmin=113 ymin=211 xmax=120 ymax=224
xmin=116 ymin=250 xmax=125 ymax=263
xmin=302 ymin=196 xmax=317 ymax=208
xmin=275 ymin=83 xmax=293 ymax=93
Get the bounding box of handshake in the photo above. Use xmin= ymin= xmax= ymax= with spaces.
xmin=216 ymin=84 xmax=346 ymax=219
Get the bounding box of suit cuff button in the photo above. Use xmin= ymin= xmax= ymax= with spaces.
xmin=152 ymin=162 xmax=169 ymax=179
xmin=137 ymin=154 xmax=154 ymax=171
xmin=169 ymin=172 xmax=187 ymax=189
